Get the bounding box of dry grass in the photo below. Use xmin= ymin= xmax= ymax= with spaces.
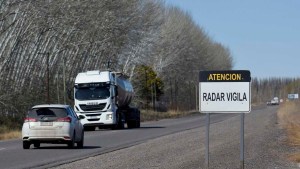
xmin=140 ymin=109 xmax=198 ymax=122
xmin=288 ymin=153 xmax=300 ymax=163
xmin=0 ymin=126 xmax=21 ymax=140
xmin=277 ymin=101 xmax=300 ymax=162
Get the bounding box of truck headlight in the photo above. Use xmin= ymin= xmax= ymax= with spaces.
xmin=106 ymin=114 xmax=112 ymax=120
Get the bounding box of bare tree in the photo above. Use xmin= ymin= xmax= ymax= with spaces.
xmin=0 ymin=0 xmax=237 ymax=126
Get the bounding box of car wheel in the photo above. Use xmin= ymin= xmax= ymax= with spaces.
xmin=68 ymin=132 xmax=75 ymax=149
xmin=34 ymin=142 xmax=40 ymax=148
xmin=77 ymin=131 xmax=84 ymax=148
xmin=23 ymin=141 xmax=30 ymax=149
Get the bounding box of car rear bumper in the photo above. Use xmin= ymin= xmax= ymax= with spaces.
xmin=22 ymin=125 xmax=72 ymax=142
xmin=22 ymin=136 xmax=72 ymax=142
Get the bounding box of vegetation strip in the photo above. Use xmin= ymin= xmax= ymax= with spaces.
xmin=277 ymin=101 xmax=300 ymax=162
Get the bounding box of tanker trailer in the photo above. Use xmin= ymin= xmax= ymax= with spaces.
xmin=73 ymin=70 xmax=140 ymax=131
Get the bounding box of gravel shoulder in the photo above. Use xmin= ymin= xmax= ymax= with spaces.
xmin=51 ymin=106 xmax=298 ymax=169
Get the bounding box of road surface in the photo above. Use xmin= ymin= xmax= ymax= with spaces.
xmin=0 ymin=105 xmax=296 ymax=169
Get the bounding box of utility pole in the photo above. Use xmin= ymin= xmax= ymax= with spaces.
xmin=38 ymin=52 xmax=50 ymax=104
xmin=154 ymin=82 xmax=157 ymax=111
xmin=46 ymin=52 xmax=50 ymax=104
xmin=195 ymin=84 xmax=198 ymax=110
xmin=63 ymin=57 xmax=66 ymax=104
xmin=107 ymin=59 xmax=111 ymax=70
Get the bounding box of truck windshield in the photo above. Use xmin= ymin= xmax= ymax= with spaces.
xmin=75 ymin=86 xmax=110 ymax=100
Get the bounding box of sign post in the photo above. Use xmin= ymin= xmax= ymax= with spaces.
xmin=240 ymin=113 xmax=245 ymax=169
xmin=199 ymin=70 xmax=251 ymax=169
xmin=205 ymin=113 xmax=210 ymax=168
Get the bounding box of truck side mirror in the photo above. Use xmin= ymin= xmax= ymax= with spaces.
xmin=78 ymin=115 xmax=85 ymax=120
xmin=111 ymin=86 xmax=118 ymax=100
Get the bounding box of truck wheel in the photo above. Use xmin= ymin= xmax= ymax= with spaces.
xmin=118 ymin=121 xmax=125 ymax=129
xmin=117 ymin=113 xmax=125 ymax=129
xmin=112 ymin=112 xmax=125 ymax=130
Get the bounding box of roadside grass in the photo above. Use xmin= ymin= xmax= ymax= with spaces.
xmin=0 ymin=126 xmax=21 ymax=140
xmin=140 ymin=109 xmax=198 ymax=122
xmin=0 ymin=109 xmax=198 ymax=140
xmin=277 ymin=101 xmax=300 ymax=162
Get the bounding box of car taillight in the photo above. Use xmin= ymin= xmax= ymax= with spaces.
xmin=63 ymin=136 xmax=71 ymax=140
xmin=56 ymin=117 xmax=72 ymax=123
xmin=24 ymin=117 xmax=36 ymax=122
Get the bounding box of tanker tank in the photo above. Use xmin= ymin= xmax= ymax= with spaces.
xmin=115 ymin=74 xmax=134 ymax=107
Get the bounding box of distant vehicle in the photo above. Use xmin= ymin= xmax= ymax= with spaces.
xmin=270 ymin=97 xmax=279 ymax=105
xmin=73 ymin=70 xmax=140 ymax=131
xmin=22 ymin=104 xmax=85 ymax=149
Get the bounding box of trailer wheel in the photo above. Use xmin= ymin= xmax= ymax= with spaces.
xmin=136 ymin=109 xmax=141 ymax=128
xmin=136 ymin=119 xmax=140 ymax=128
xmin=127 ymin=108 xmax=140 ymax=128
xmin=127 ymin=120 xmax=135 ymax=129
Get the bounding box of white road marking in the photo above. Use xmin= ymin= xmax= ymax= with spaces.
xmin=0 ymin=148 xmax=6 ymax=151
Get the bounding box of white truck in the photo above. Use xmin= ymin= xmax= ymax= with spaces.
xmin=73 ymin=70 xmax=140 ymax=130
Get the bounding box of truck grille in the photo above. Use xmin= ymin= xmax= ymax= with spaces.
xmin=79 ymin=103 xmax=106 ymax=111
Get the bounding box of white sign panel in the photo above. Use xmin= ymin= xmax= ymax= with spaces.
xmin=199 ymin=70 xmax=251 ymax=113
xmin=288 ymin=94 xmax=299 ymax=99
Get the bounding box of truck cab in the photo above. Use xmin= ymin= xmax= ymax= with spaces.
xmin=74 ymin=70 xmax=140 ymax=130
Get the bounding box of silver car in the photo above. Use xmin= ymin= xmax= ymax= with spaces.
xmin=22 ymin=104 xmax=85 ymax=149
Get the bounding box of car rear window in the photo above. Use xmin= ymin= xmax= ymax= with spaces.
xmin=28 ymin=108 xmax=68 ymax=118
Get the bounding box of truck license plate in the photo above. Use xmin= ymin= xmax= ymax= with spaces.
xmin=88 ymin=116 xmax=100 ymax=119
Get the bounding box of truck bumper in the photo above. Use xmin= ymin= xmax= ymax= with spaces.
xmin=78 ymin=111 xmax=116 ymax=126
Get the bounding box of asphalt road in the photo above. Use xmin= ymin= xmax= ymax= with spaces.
xmin=0 ymin=111 xmax=238 ymax=169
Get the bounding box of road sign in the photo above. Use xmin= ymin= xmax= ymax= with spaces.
xmin=199 ymin=70 xmax=251 ymax=113
xmin=288 ymin=94 xmax=299 ymax=99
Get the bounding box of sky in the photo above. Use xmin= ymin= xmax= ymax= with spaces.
xmin=164 ymin=0 xmax=300 ymax=78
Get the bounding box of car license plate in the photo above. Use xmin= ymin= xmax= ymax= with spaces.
xmin=40 ymin=122 xmax=53 ymax=126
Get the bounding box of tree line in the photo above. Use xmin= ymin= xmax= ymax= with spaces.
xmin=252 ymin=78 xmax=300 ymax=104
xmin=2 ymin=0 xmax=297 ymax=129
